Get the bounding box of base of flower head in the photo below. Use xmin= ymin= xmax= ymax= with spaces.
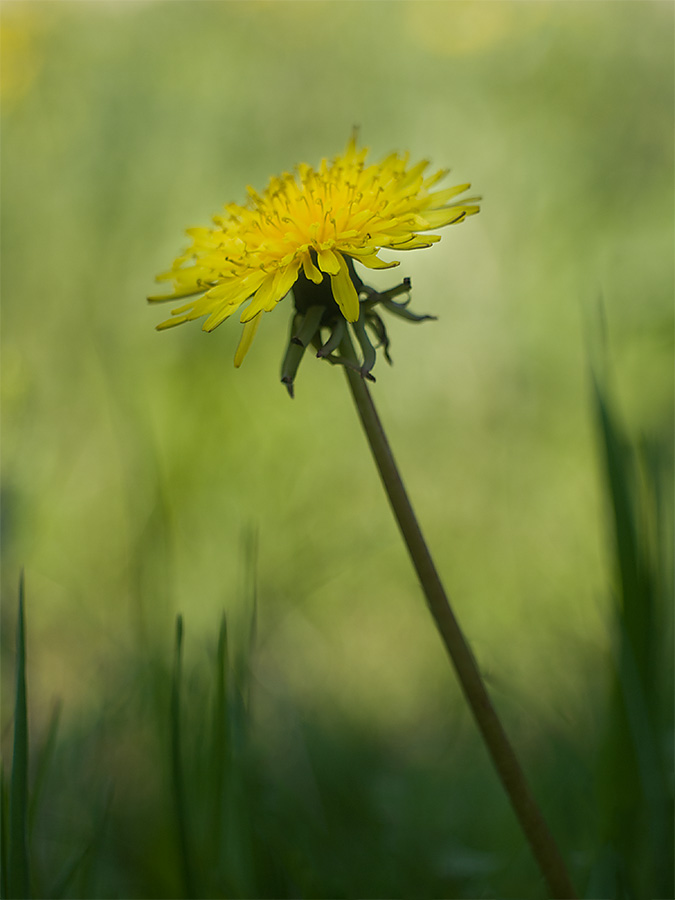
xmin=281 ymin=264 xmax=436 ymax=398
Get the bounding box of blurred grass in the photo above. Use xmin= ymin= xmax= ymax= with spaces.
xmin=6 ymin=575 xmax=28 ymax=900
xmin=1 ymin=1 xmax=673 ymax=898
xmin=588 ymin=337 xmax=673 ymax=899
xmin=4 ymin=415 xmax=673 ymax=897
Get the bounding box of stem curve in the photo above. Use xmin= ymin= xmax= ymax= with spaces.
xmin=340 ymin=333 xmax=577 ymax=900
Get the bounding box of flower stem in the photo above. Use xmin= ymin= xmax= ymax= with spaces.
xmin=340 ymin=335 xmax=577 ymax=900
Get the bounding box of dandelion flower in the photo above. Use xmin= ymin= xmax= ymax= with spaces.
xmin=149 ymin=135 xmax=480 ymax=381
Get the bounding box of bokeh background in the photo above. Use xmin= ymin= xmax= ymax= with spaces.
xmin=1 ymin=2 xmax=673 ymax=898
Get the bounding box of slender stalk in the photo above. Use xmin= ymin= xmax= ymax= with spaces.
xmin=340 ymin=335 xmax=577 ymax=900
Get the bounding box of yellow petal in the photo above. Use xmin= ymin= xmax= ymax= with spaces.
xmin=156 ymin=314 xmax=190 ymax=330
xmin=462 ymin=204 xmax=481 ymax=217
xmin=422 ymin=168 xmax=450 ymax=190
xmin=418 ymin=208 xmax=468 ymax=229
xmin=329 ymin=253 xmax=359 ymax=322
xmin=234 ymin=313 xmax=262 ymax=367
xmin=272 ymin=258 xmax=302 ymax=307
xmin=302 ymin=252 xmax=323 ymax=284
xmin=172 ymin=266 xmax=212 ymax=286
xmin=147 ymin=286 xmax=206 ymax=303
xmin=202 ymin=303 xmax=239 ymax=332
xmin=316 ymin=247 xmax=341 ymax=275
xmin=425 ymin=183 xmax=470 ymax=208
xmin=387 ymin=233 xmax=442 ymax=250
xmin=198 ymin=281 xmax=238 ymax=301
xmin=395 ymin=159 xmax=429 ymax=190
xmin=240 ymin=260 xmax=301 ymax=322
xmin=238 ymin=272 xmax=277 ymax=322
xmin=348 ymin=252 xmax=400 ymax=270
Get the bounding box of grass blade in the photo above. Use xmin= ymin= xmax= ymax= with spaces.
xmin=27 ymin=701 xmax=61 ymax=840
xmin=170 ymin=614 xmax=195 ymax=899
xmin=590 ymin=364 xmax=674 ymax=898
xmin=1 ymin=769 xmax=8 ymax=900
xmin=210 ymin=613 xmax=229 ymax=856
xmin=8 ymin=572 xmax=30 ymax=900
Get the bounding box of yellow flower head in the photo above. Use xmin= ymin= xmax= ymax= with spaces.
xmin=149 ymin=135 xmax=479 ymax=369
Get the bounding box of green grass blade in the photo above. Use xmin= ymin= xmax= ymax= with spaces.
xmin=1 ymin=769 xmax=8 ymax=900
xmin=590 ymin=364 xmax=673 ymax=898
xmin=170 ymin=614 xmax=195 ymax=899
xmin=210 ymin=613 xmax=229 ymax=853
xmin=27 ymin=701 xmax=61 ymax=840
xmin=8 ymin=572 xmax=30 ymax=900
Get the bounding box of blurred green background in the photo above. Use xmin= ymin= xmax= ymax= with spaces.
xmin=1 ymin=2 xmax=673 ymax=898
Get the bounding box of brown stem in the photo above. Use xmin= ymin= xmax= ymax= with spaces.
xmin=341 ymin=335 xmax=577 ymax=900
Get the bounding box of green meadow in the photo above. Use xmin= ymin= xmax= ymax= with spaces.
xmin=1 ymin=2 xmax=672 ymax=898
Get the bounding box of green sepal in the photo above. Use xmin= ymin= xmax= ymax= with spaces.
xmin=281 ymin=313 xmax=308 ymax=397
xmin=382 ymin=298 xmax=436 ymax=323
xmin=316 ymin=318 xmax=346 ymax=359
xmin=291 ymin=305 xmax=325 ymax=348
xmin=365 ymin=313 xmax=393 ymax=365
xmin=319 ymin=350 xmax=376 ymax=381
xmin=351 ymin=313 xmax=378 ymax=379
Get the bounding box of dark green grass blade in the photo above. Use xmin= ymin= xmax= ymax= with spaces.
xmin=27 ymin=701 xmax=61 ymax=840
xmin=592 ymin=374 xmax=649 ymax=672
xmin=210 ymin=613 xmax=229 ymax=858
xmin=170 ymin=615 xmax=195 ymax=899
xmin=26 ymin=701 xmax=62 ymax=900
xmin=591 ymin=371 xmax=642 ymax=888
xmin=590 ymin=367 xmax=674 ymax=898
xmin=8 ymin=572 xmax=30 ymax=900
xmin=1 ymin=769 xmax=8 ymax=900
xmin=211 ymin=530 xmax=260 ymax=898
